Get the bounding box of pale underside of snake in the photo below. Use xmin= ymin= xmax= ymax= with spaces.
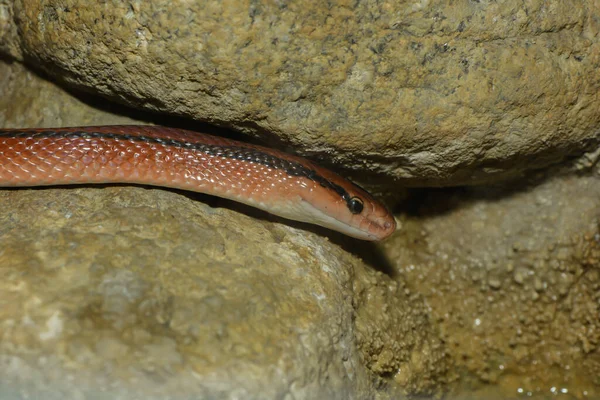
xmin=0 ymin=125 xmax=396 ymax=240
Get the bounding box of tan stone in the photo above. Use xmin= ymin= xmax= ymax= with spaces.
xmin=384 ymin=165 xmax=600 ymax=397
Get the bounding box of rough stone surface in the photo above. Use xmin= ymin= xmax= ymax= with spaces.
xmin=384 ymin=163 xmax=600 ymax=398
xmin=0 ymin=59 xmax=142 ymax=129
xmin=0 ymin=61 xmax=447 ymax=399
xmin=0 ymin=187 xmax=365 ymax=399
xmin=2 ymin=1 xmax=599 ymax=185
xmin=3 ymin=2 xmax=600 ymax=396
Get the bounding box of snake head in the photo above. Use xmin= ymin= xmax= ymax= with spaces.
xmin=286 ymin=163 xmax=397 ymax=241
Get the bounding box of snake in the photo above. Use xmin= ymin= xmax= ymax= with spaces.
xmin=0 ymin=125 xmax=396 ymax=240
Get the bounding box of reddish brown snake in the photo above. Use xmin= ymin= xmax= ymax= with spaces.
xmin=0 ymin=125 xmax=396 ymax=240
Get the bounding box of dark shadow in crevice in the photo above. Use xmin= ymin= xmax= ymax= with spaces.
xmin=398 ymin=159 xmax=599 ymax=222
xmin=0 ymin=54 xmax=18 ymax=64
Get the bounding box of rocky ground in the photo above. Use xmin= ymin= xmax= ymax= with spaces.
xmin=1 ymin=1 xmax=599 ymax=399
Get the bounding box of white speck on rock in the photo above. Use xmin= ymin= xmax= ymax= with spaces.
xmin=38 ymin=311 xmax=64 ymax=341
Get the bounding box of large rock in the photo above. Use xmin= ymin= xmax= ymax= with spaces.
xmin=2 ymin=1 xmax=599 ymax=185
xmin=0 ymin=60 xmax=447 ymax=398
xmin=384 ymin=161 xmax=600 ymax=397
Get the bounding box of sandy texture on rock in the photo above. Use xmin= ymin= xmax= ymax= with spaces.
xmin=0 ymin=187 xmax=363 ymax=399
xmin=385 ymin=165 xmax=600 ymax=398
xmin=2 ymin=1 xmax=599 ymax=185
xmin=0 ymin=60 xmax=141 ymax=128
xmin=0 ymin=60 xmax=446 ymax=398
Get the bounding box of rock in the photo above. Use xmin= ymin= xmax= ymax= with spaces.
xmin=2 ymin=1 xmax=599 ymax=185
xmin=0 ymin=185 xmax=445 ymax=399
xmin=0 ymin=59 xmax=142 ymax=128
xmin=384 ymin=165 xmax=600 ymax=397
xmin=0 ymin=186 xmax=356 ymax=399
xmin=0 ymin=60 xmax=447 ymax=399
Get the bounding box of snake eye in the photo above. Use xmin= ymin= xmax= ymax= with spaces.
xmin=348 ymin=196 xmax=364 ymax=214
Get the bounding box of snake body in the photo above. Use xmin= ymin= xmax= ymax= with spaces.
xmin=0 ymin=125 xmax=395 ymax=240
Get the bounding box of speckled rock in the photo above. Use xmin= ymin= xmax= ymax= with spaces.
xmin=384 ymin=163 xmax=600 ymax=398
xmin=0 ymin=60 xmax=447 ymax=399
xmin=1 ymin=1 xmax=599 ymax=185
xmin=0 ymin=187 xmax=359 ymax=399
xmin=0 ymin=186 xmax=446 ymax=399
xmin=0 ymin=59 xmax=143 ymax=128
